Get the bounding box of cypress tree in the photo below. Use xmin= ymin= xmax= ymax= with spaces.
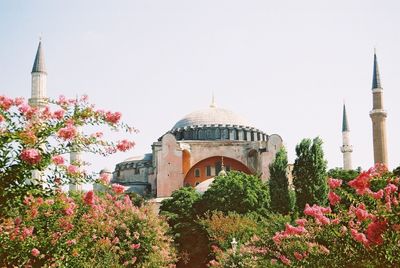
xmin=269 ymin=147 xmax=292 ymax=214
xmin=293 ymin=137 xmax=328 ymax=213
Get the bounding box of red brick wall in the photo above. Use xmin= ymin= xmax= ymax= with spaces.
xmin=184 ymin=156 xmax=251 ymax=186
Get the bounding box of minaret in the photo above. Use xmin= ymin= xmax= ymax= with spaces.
xmin=29 ymin=40 xmax=47 ymax=108
xmin=369 ymin=50 xmax=388 ymax=166
xmin=69 ymin=148 xmax=83 ymax=191
xmin=69 ymin=101 xmax=83 ymax=192
xmin=341 ymin=103 xmax=353 ymax=170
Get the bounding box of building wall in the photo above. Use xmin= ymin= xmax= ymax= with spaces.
xmin=155 ymin=134 xmax=184 ymax=197
xmin=184 ymin=156 xmax=251 ymax=186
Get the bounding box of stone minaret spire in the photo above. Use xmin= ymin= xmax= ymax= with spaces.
xmin=341 ymin=103 xmax=353 ymax=170
xmin=369 ymin=49 xmax=388 ymax=166
xmin=29 ymin=40 xmax=47 ymax=108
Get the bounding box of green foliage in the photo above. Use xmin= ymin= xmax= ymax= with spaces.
xmin=160 ymin=187 xmax=208 ymax=267
xmin=269 ymin=147 xmax=292 ymax=215
xmin=393 ymin=165 xmax=400 ymax=177
xmin=196 ymin=171 xmax=271 ymax=216
xmin=328 ymin=167 xmax=359 ymax=181
xmin=199 ymin=211 xmax=262 ymax=250
xmin=293 ymin=137 xmax=328 ymax=212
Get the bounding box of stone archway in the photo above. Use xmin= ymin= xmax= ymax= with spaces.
xmin=183 ymin=156 xmax=252 ymax=187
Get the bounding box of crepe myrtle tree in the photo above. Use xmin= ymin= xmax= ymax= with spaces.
xmin=0 ymin=95 xmax=135 ymax=213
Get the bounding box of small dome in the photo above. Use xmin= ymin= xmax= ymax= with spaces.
xmin=195 ymin=178 xmax=215 ymax=194
xmin=173 ymin=107 xmax=251 ymax=129
xmin=122 ymin=153 xmax=152 ymax=163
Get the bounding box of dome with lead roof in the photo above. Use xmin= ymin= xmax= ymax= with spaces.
xmin=173 ymin=106 xmax=252 ymax=129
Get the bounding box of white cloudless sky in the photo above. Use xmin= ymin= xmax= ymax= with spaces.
xmin=1 ymin=0 xmax=400 ymax=174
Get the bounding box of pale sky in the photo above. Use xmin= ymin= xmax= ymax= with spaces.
xmin=1 ymin=0 xmax=400 ymax=174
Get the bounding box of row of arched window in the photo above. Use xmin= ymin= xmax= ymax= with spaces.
xmin=172 ymin=127 xmax=267 ymax=141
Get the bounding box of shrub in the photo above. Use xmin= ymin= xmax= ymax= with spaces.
xmin=195 ymin=171 xmax=271 ymax=216
xmin=0 ymin=187 xmax=176 ymax=267
xmin=211 ymin=164 xmax=400 ymax=267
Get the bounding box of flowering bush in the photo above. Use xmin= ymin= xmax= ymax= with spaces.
xmin=0 ymin=186 xmax=176 ymax=267
xmin=211 ymin=164 xmax=400 ymax=267
xmin=0 ymin=95 xmax=135 ymax=213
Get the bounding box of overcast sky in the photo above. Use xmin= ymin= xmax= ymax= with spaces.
xmin=1 ymin=0 xmax=399 ymax=174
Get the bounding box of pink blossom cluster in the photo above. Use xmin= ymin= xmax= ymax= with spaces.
xmin=20 ymin=148 xmax=41 ymax=165
xmin=328 ymin=191 xmax=341 ymax=206
xmin=116 ymin=139 xmax=135 ymax=152
xmin=273 ymin=223 xmax=307 ymax=245
xmin=105 ymin=111 xmax=122 ymax=124
xmin=52 ymin=155 xmax=65 ymax=165
xmin=0 ymin=95 xmax=15 ymax=110
xmin=304 ymin=204 xmax=331 ymax=225
xmin=328 ymin=178 xmax=342 ymax=189
xmin=112 ymin=184 xmax=125 ymax=194
xmin=57 ymin=122 xmax=77 ymax=140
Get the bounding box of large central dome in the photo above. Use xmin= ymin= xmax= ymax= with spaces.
xmin=173 ymin=106 xmax=251 ymax=129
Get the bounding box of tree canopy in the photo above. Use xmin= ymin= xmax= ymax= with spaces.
xmin=293 ymin=137 xmax=328 ymax=212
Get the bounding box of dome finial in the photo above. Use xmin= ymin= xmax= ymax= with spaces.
xmin=218 ymin=156 xmax=227 ymax=176
xmin=210 ymin=92 xmax=216 ymax=108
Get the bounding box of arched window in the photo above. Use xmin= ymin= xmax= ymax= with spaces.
xmin=221 ymin=129 xmax=229 ymax=140
xmin=194 ymin=168 xmax=200 ymax=177
xmin=215 ymin=128 xmax=221 ymax=139
xmin=198 ymin=129 xmax=204 ymax=140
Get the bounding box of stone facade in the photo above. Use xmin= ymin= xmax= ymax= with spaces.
xmin=112 ymin=104 xmax=283 ymax=197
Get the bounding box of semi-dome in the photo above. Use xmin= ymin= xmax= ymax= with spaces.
xmin=173 ymin=106 xmax=251 ymax=129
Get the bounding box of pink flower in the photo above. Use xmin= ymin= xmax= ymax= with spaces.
xmin=130 ymin=243 xmax=140 ymax=249
xmin=296 ymin=218 xmax=307 ymax=226
xmin=22 ymin=227 xmax=34 ymax=238
xmin=20 ymin=148 xmax=41 ymax=165
xmin=371 ymin=189 xmax=384 ymax=200
xmin=67 ymin=165 xmax=79 ymax=175
xmin=124 ymin=195 xmax=132 ymax=207
xmin=99 ymin=172 xmax=111 ymax=184
xmin=14 ymin=97 xmax=24 ymax=106
xmin=31 ymin=248 xmax=40 ymax=257
xmin=328 ymin=178 xmax=342 ymax=189
xmin=353 ymin=203 xmax=373 ymax=222
xmin=53 ymin=109 xmax=65 ymax=120
xmin=284 ymin=224 xmax=307 ymax=235
xmin=105 ymin=111 xmax=122 ymax=124
xmin=64 ymin=207 xmax=74 ymax=216
xmin=348 ymin=171 xmax=372 ymax=195
xmin=366 ymin=220 xmax=387 ymax=245
xmin=350 ymin=229 xmax=369 ymax=246
xmin=328 ymin=191 xmax=341 ymax=206
xmin=57 ymin=123 xmax=77 ymax=140
xmin=56 ymin=95 xmax=68 ymax=106
xmin=0 ymin=114 xmax=4 ymax=123
xmin=112 ymin=184 xmax=125 ymax=194
xmin=294 ymin=251 xmax=303 ymax=261
xmin=304 ymin=204 xmax=331 ymax=225
xmin=116 ymin=140 xmax=135 ymax=152
xmin=279 ymin=255 xmax=291 ymax=265
xmin=0 ymin=95 xmax=14 ymax=110
xmin=384 ymin=183 xmax=398 ymax=195
xmin=52 ymin=155 xmax=65 ymax=165
xmin=84 ymin=191 xmax=95 ymax=205
xmin=67 ymin=239 xmax=76 ymax=245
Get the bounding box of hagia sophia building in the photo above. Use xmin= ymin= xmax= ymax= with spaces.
xmin=27 ymin=41 xmax=389 ymax=198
